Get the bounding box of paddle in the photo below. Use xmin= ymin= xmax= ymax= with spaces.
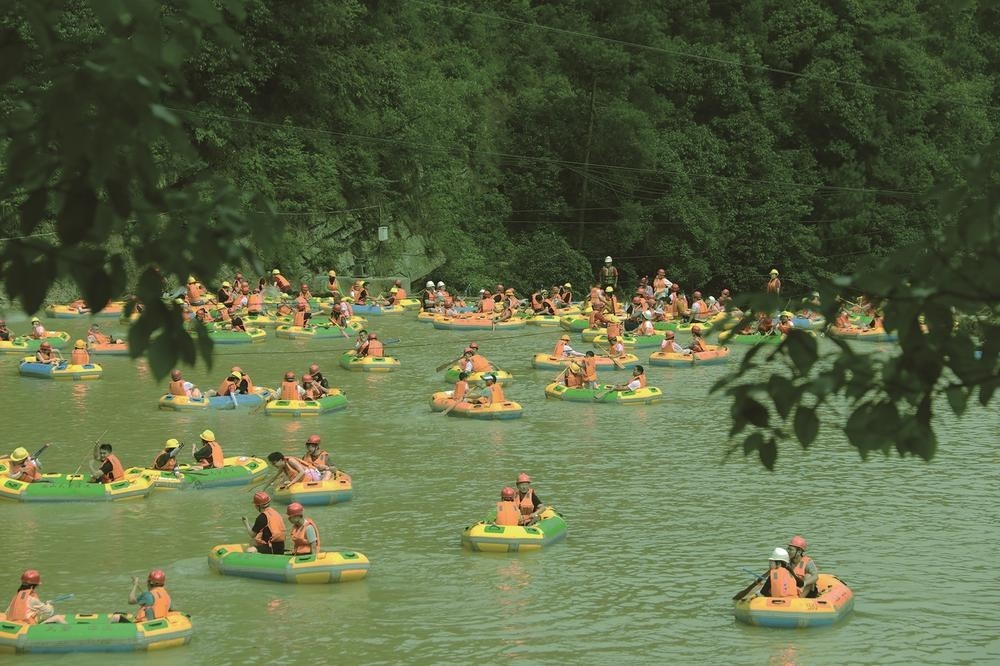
xmin=49 ymin=593 xmax=74 ymax=603
xmin=71 ymin=427 xmax=110 ymax=482
xmin=31 ymin=443 xmax=50 ymax=462
xmin=552 ymin=367 xmax=569 ymax=383
xmin=595 ymin=344 xmax=625 ymax=369
xmin=165 ymin=443 xmax=186 ymax=476
xmin=241 ymin=516 xmax=255 ymax=538
xmin=733 ymin=569 xmax=768 ymax=601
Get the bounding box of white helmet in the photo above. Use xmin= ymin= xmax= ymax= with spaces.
xmin=426 ymin=281 xmax=435 ymax=288
xmin=604 ymin=256 xmax=613 ymax=263
xmin=769 ymin=547 xmax=790 ymax=563
xmin=436 ymin=281 xmax=445 ymax=287
xmin=479 ymin=289 xmax=485 ymax=294
xmin=643 ymin=310 xmax=653 ymax=320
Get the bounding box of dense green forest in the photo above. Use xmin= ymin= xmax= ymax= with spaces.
xmin=3 ymin=0 xmax=997 ymax=298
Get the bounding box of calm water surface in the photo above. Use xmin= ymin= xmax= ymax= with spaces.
xmin=0 ymin=311 xmax=997 ymax=665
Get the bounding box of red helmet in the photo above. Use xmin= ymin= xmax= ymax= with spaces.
xmin=306 ymin=434 xmax=321 ymax=445
xmin=148 ymin=569 xmax=166 ymax=586
xmin=302 ymin=374 xmax=313 ymax=382
xmin=253 ymin=491 xmax=270 ymax=507
xmin=516 ymin=473 xmax=531 ymax=484
xmin=469 ymin=342 xmax=479 ymax=349
xmin=368 ymin=332 xmax=377 ymax=339
xmin=501 ymin=486 xmax=515 ymax=500
xmin=286 ymin=502 xmax=304 ymax=517
xmin=308 ymin=364 xmax=319 ymax=373
xmin=21 ymin=569 xmax=40 ymax=585
xmin=789 ymin=535 xmax=807 ymax=550
xmin=284 ymin=371 xmax=295 ymax=381
xmin=691 ymin=325 xmax=702 ymax=334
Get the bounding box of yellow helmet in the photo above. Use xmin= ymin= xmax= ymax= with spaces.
xmin=221 ymin=281 xmax=231 ymax=288
xmin=606 ymin=315 xmax=619 ymax=323
xmin=164 ymin=438 xmax=180 ymax=450
xmin=74 ymin=339 xmax=86 ymax=349
xmin=390 ymin=287 xmax=398 ymax=293
xmin=770 ymin=268 xmax=779 ymax=276
xmin=560 ymin=334 xmax=571 ymax=341
xmin=187 ymin=276 xmax=197 ymax=284
xmin=11 ymin=447 xmax=29 ymax=462
xmin=328 ymin=270 xmax=336 ymax=277
xmin=569 ymin=363 xmax=582 ymax=373
xmin=272 ymin=269 xmax=281 ymax=275
xmin=200 ymin=429 xmax=215 ymax=441
xmin=564 ymin=282 xmax=571 ymax=288
xmin=604 ymin=286 xmax=614 ymax=293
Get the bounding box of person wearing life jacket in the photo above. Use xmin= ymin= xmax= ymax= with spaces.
xmin=452 ymin=371 xmax=471 ymax=404
xmin=28 ymin=317 xmax=46 ymax=339
xmin=229 ymin=284 xmax=249 ymax=313
xmin=760 ymin=547 xmax=798 ymax=598
xmin=529 ymin=290 xmax=545 ymax=313
xmin=285 ymin=502 xmax=321 ymax=556
xmin=6 ymin=570 xmax=67 ymax=625
xmin=386 ymin=286 xmax=401 ymax=306
xmin=787 ymin=535 xmax=819 ymax=598
xmin=564 ymin=362 xmax=584 ymax=388
xmin=599 ymin=256 xmax=618 ymax=288
xmin=689 ymin=291 xmax=708 ymax=321
xmin=605 ymin=315 xmax=623 ymax=341
xmin=688 ymin=326 xmax=707 ymax=353
xmin=326 ymin=304 xmax=348 ymax=328
xmin=610 ymin=365 xmax=647 ymax=393
xmin=326 ymin=270 xmax=340 ymax=297
xmin=8 ymin=447 xmax=41 ymax=483
xmin=603 ymin=286 xmax=620 ymax=314
xmin=301 ymin=374 xmax=327 ymax=400
xmin=477 ymin=373 xmax=505 ymax=406
xmin=757 ymin=311 xmax=775 ymax=335
xmin=151 ymin=439 xmax=182 ymax=471
xmin=272 ymin=269 xmax=292 ymax=294
xmin=766 ymin=268 xmax=781 ymax=295
xmin=168 ymin=369 xmax=198 ymax=398
xmin=581 ymin=351 xmax=599 ymax=389
xmin=87 ymin=323 xmax=122 ymax=345
xmin=777 ymin=312 xmax=794 ymax=335
xmin=355 ymin=280 xmax=369 ymax=305
xmin=606 ymin=336 xmax=626 ymax=360
xmin=636 ymin=311 xmax=656 ymax=336
xmin=514 ymin=473 xmax=546 ymax=524
xmin=0 ymin=319 xmax=12 ymax=341
xmin=90 ymin=443 xmax=124 ymax=483
xmin=541 ymin=292 xmax=559 ymax=315
xmin=393 ymin=280 xmax=407 ymax=300
xmin=554 ymin=334 xmax=584 ymax=358
xmin=112 ymin=569 xmax=172 ymax=623
xmin=246 ymin=288 xmax=265 ymax=315
xmin=455 ymin=349 xmax=475 ymax=375
xmin=246 ymin=492 xmax=286 ymax=555
xmin=491 ymin=284 xmax=505 ymax=304
xmin=216 ymin=280 xmax=233 ymax=307
xmin=228 ymin=366 xmax=253 ymax=393
xmin=216 ymin=371 xmax=240 ymax=397
xmin=292 ymin=301 xmax=309 ymax=327
xmin=559 ymin=282 xmax=573 ymax=304
xmin=421 ymin=280 xmax=437 ymax=311
xmin=267 ymin=451 xmax=322 ymax=488
xmin=467 ymin=347 xmax=493 ymax=374
xmin=303 ymin=434 xmax=335 ymax=481
xmin=359 ymin=332 xmax=384 ymax=358
xmin=34 ymin=341 xmax=61 ymax=365
xmin=279 ymin=371 xmax=303 ymax=400
xmin=707 ymin=295 xmax=723 ymax=314
xmin=494 ymin=487 xmax=522 ymax=527
xmin=652 ymin=269 xmax=671 ymax=299
xmin=192 ymin=430 xmax=224 ymax=469
xmin=478 ymin=290 xmax=496 ymax=313
xmin=660 ymin=330 xmax=691 ymax=355
xmin=306 ymin=363 xmax=329 ymax=390
xmin=673 ymin=291 xmax=690 ymax=321
xmin=69 ymin=339 xmax=90 ymax=365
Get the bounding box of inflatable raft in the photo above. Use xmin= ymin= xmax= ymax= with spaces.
xmin=208 ymin=544 xmax=370 ymax=584
xmin=558 ymin=315 xmax=590 ymax=332
xmin=461 ymin=507 xmax=567 ymax=552
xmin=10 ymin=332 xmax=72 ymax=350
xmin=0 ymin=466 xmax=156 ymax=502
xmin=157 ymin=394 xmax=209 ymax=411
xmin=43 ymin=301 xmax=125 ymax=319
xmin=351 ymin=303 xmax=406 ymax=315
xmin=590 ymin=333 xmax=666 ymax=348
xmin=0 ymin=611 xmax=192 ymax=653
xmin=649 ymin=344 xmax=730 ymax=367
xmin=338 ymin=351 xmax=401 ymax=372
xmin=397 ymin=297 xmax=422 ymax=309
xmin=207 ymin=327 xmax=267 ymax=344
xmin=0 ymin=339 xmax=31 ymax=355
xmin=519 ymin=314 xmax=562 ymax=327
xmin=274 ymin=471 xmax=353 ymax=506
xmin=733 ymin=573 xmax=854 ymax=628
xmin=264 ymin=391 xmax=348 ymax=416
xmin=208 ymin=387 xmax=275 ymax=409
xmin=442 ymin=367 xmax=514 ymax=384
xmin=428 ymin=391 xmax=524 ymax=420
xmin=432 ymin=317 xmax=525 ymax=331
xmin=829 ymin=326 xmax=897 ymax=342
xmin=719 ymin=332 xmax=783 ymax=345
xmin=239 ymin=313 xmax=290 ymax=328
xmin=274 ymin=324 xmax=356 ymax=340
xmin=87 ymin=341 xmax=129 ymax=356
xmin=18 ymin=358 xmax=103 ymax=380
xmin=530 ymin=353 xmax=639 ymax=370
xmin=123 ymin=456 xmax=269 ymax=491
xmin=417 ymin=311 xmax=443 ymax=323
xmin=543 ymin=382 xmax=663 ymax=405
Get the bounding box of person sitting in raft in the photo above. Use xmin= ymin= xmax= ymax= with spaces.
xmin=777 ymin=312 xmax=794 ymax=335
xmin=476 ymin=373 xmax=505 ymax=406
xmin=385 ymin=286 xmax=402 ymax=306
xmin=421 ymin=280 xmax=437 ymax=311
xmin=192 ymin=430 xmax=224 ymax=470
xmin=292 ymin=300 xmax=310 ymax=328
xmin=271 ymin=268 xmax=292 ymax=294
xmin=354 ymin=280 xmax=369 ymax=305
xmin=267 ymin=452 xmax=323 ymax=489
xmin=554 ymin=334 xmax=585 ymax=358
xmin=112 ymin=569 xmax=172 ymax=623
xmin=606 ymin=335 xmax=627 ymax=359
xmin=603 ymin=286 xmax=620 ymax=314
xmin=217 ymin=280 xmax=233 ymax=306
xmin=326 ymin=270 xmax=340 ymax=297
xmin=34 ymin=341 xmax=61 ymax=365
xmin=279 ymin=371 xmax=303 ymax=401
xmin=560 ymin=282 xmax=573 ymax=304
xmin=247 ymin=288 xmax=265 ymax=315
xmin=494 ymin=487 xmax=522 ymax=527
xmin=298 ymin=282 xmax=313 ymax=301
xmin=756 ymin=311 xmax=775 ymax=335
xmin=230 ymin=315 xmax=247 ymax=333
xmin=357 ymin=331 xmax=384 ymax=358
xmin=478 ymin=289 xmax=496 ymax=313
xmin=787 ymin=535 xmax=819 ymax=598
xmin=245 ymin=491 xmax=286 ymax=555
xmin=215 ymin=371 xmax=241 ymax=397
xmin=652 ymin=269 xmax=671 ymax=299
xmin=760 ymin=547 xmax=797 ymax=598
xmin=689 ymin=291 xmax=708 ymax=321
xmin=274 ymin=295 xmax=294 ymax=318
xmin=300 ymin=374 xmax=327 ymax=400
xmin=608 ymin=365 xmax=647 ymax=393
xmin=834 ymin=309 xmax=852 ymax=329
xmin=168 ymin=369 xmax=202 ymax=399
xmin=452 ymin=370 xmax=471 ymax=404
xmin=90 ymin=443 xmax=124 ymax=483
xmin=580 ymin=351 xmax=599 ymax=389
xmin=6 ymin=570 xmax=67 ymax=625
xmin=229 ymin=366 xmax=253 ymax=394
xmin=285 ymin=502 xmax=321 ymax=555
xmin=635 ymin=311 xmax=656 ymax=336
xmin=706 ymin=295 xmax=723 ymax=314
xmin=660 ymin=330 xmax=691 ymax=355
xmin=307 ymin=363 xmax=329 ymax=389
xmin=327 ymin=304 xmax=349 ymax=328
xmin=151 ymin=439 xmax=182 ymax=472
xmin=514 ymin=473 xmax=546 ymax=525
xmin=718 ymin=287 xmax=733 ymax=309
xmin=0 ymin=319 xmax=12 ymax=341
xmin=868 ymin=311 xmax=885 ymax=330
xmin=354 ymin=329 xmax=369 ymax=352
xmin=688 ymin=326 xmax=707 ymax=353
xmin=29 ymin=317 xmax=46 ymax=339
xmin=87 ymin=322 xmax=125 ymax=345
xmin=69 ymin=339 xmax=90 ymax=365
xmin=7 ymin=447 xmax=41 ymax=483
xmin=466 ymin=343 xmax=494 ymax=372
xmin=303 ymin=434 xmax=335 ymax=481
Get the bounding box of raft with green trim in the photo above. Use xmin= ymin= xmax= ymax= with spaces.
xmin=273 ymin=471 xmax=353 ymax=506
xmin=239 ymin=313 xmax=291 ymax=327
xmin=733 ymin=573 xmax=854 ymax=628
xmin=18 ymin=358 xmax=103 ymax=380
xmin=417 ymin=311 xmax=443 ymax=323
xmin=264 ymin=391 xmax=348 ymax=416
xmin=338 ymin=351 xmax=401 ymax=372
xmin=274 ymin=324 xmax=356 ymax=340
xmin=461 ymin=507 xmax=567 ymax=552
xmin=590 ymin=333 xmax=666 ymax=348
xmin=123 ymin=456 xmax=269 ymax=491
xmin=157 ymin=394 xmax=209 ymax=411
xmin=207 ymin=327 xmax=267 ymax=344
xmin=719 ymin=332 xmax=783 ymax=345
xmin=8 ymin=332 xmax=72 ymax=351
xmin=829 ymin=326 xmax=897 ymax=342
xmin=428 ymin=391 xmax=524 ymax=420
xmin=351 ymin=303 xmax=406 ymax=315
xmin=43 ymin=301 xmax=126 ymax=319
xmin=442 ymin=367 xmax=514 ymax=384
xmin=530 ymin=353 xmax=639 ymax=370
xmin=0 ymin=466 xmax=155 ymax=502
xmin=432 ymin=316 xmax=525 ymax=330
xmin=397 ymin=297 xmax=422 ymax=309
xmin=649 ymin=344 xmax=730 ymax=367
xmin=86 ymin=341 xmax=129 ymax=356
xmin=558 ymin=315 xmax=590 ymax=332
xmin=0 ymin=339 xmax=31 ymax=355
xmin=208 ymin=544 xmax=370 ymax=584
xmin=543 ymin=382 xmax=663 ymax=405
xmin=518 ymin=314 xmax=562 ymax=327
xmin=0 ymin=611 xmax=192 ymax=653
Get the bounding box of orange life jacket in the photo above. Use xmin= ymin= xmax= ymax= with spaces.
xmin=290 ymin=518 xmax=321 ymax=555
xmin=517 ymin=489 xmax=536 ymax=517
xmin=495 ymin=500 xmax=521 ymax=526
xmin=606 ymin=322 xmax=622 ymax=339
xmin=255 ymin=507 xmax=286 ymax=546
xmin=274 ymin=274 xmax=291 ymax=291
xmin=12 ymin=459 xmax=40 ymax=483
xmin=589 ymin=287 xmax=602 ymax=302
xmin=248 ymin=293 xmax=264 ymax=313
xmin=767 ymin=278 xmax=781 ymax=294
xmin=581 ymin=356 xmax=598 ymax=382
xmin=530 ymin=294 xmax=543 ymax=311
xmin=792 ymin=555 xmax=813 ymax=581
xmin=542 ymin=298 xmax=557 ymax=314
xmin=100 ymin=454 xmax=125 ymax=483
xmin=565 ymin=370 xmax=583 ymax=388
xmin=293 ymin=310 xmax=307 ymax=327
xmin=768 ymin=566 xmax=797 ymax=598
xmin=186 ymin=283 xmax=201 ymax=302
xmin=479 ymin=298 xmax=495 ymax=313
xmin=304 ymin=450 xmax=329 ymax=468
xmin=137 ymin=586 xmax=171 ymax=622
xmin=366 ymin=340 xmax=384 ymax=357
xmin=217 ymin=379 xmax=237 ymax=396
xmin=554 ymin=340 xmax=568 ymax=356
xmin=453 ymin=380 xmax=468 ymax=402
xmin=395 ymin=288 xmax=407 ymax=299
xmin=201 ymin=441 xmax=224 ymax=469
xmin=6 ymin=589 xmax=38 ymax=623
xmin=327 ymin=278 xmax=339 ymax=294
xmin=90 ymin=331 xmax=110 ymax=344
xmin=470 ymin=354 xmax=491 ymax=372
xmin=280 ymin=380 xmax=300 ymax=400
xmin=168 ymin=379 xmax=188 ymax=396
xmin=152 ymin=450 xmax=177 ymax=471
xmin=281 ymin=456 xmax=311 ymax=481
xmin=487 ymin=383 xmax=504 ymax=403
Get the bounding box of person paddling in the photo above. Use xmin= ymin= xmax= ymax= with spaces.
xmin=112 ymin=569 xmax=172 ymax=623
xmin=760 ymin=547 xmax=797 ymax=598
xmin=514 ymin=473 xmax=546 ymax=525
xmin=151 ymin=439 xmax=183 ymax=472
xmin=90 ymin=443 xmax=124 ymax=483
xmin=245 ymin=491 xmax=286 ymax=555
xmin=476 ymin=373 xmax=505 ymax=407
xmin=788 ymin=535 xmax=819 ymax=598
xmin=267 ymin=451 xmax=322 ymax=488
xmin=5 ymin=570 xmax=67 ymax=625
xmin=34 ymin=341 xmax=61 ymax=365
xmin=192 ymin=429 xmax=224 ymax=469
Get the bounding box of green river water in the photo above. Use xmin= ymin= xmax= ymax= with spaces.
xmin=0 ymin=310 xmax=997 ymax=665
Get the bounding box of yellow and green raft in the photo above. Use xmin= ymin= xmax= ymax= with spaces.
xmin=0 ymin=464 xmax=155 ymax=502
xmin=208 ymin=544 xmax=370 ymax=584
xmin=461 ymin=507 xmax=567 ymax=552
xmin=0 ymin=611 xmax=192 ymax=653
xmin=123 ymin=456 xmax=269 ymax=491
xmin=543 ymin=382 xmax=663 ymax=405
